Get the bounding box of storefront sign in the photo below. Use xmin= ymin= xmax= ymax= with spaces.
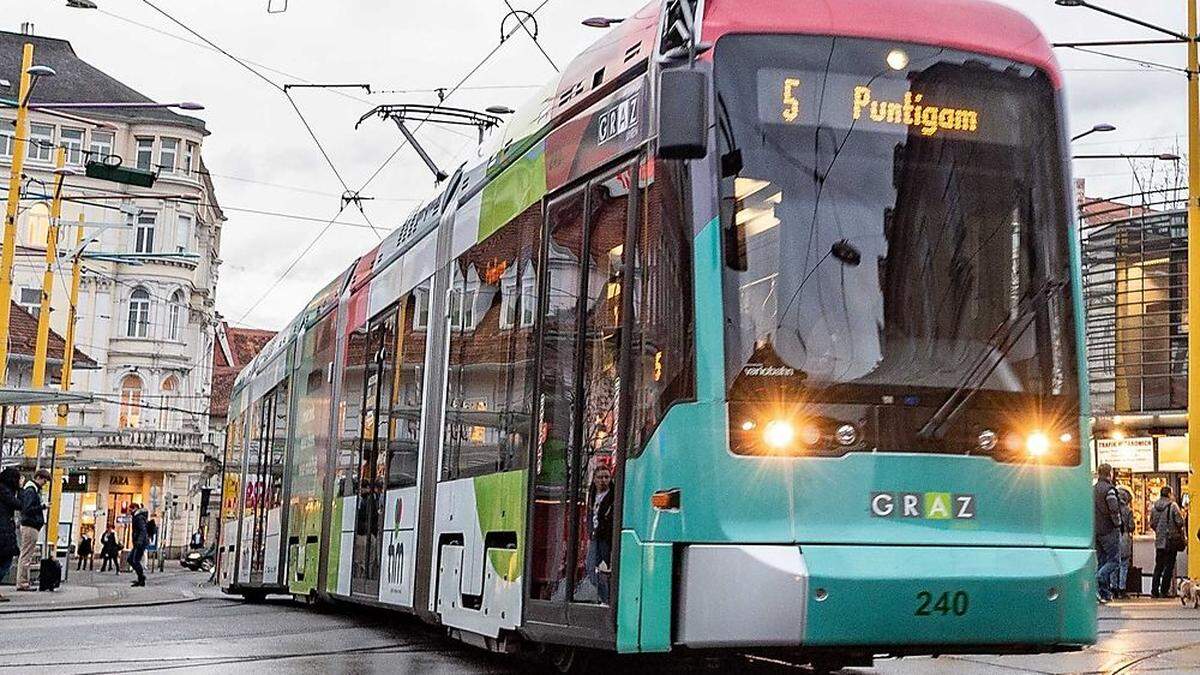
xmin=1096 ymin=437 xmax=1155 ymax=472
xmin=1157 ymin=435 xmax=1189 ymax=472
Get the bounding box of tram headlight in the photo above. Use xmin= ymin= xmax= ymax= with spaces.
xmin=1025 ymin=431 xmax=1051 ymax=458
xmin=762 ymin=420 xmax=796 ymax=450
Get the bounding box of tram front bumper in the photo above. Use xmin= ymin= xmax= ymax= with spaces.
xmin=674 ymin=544 xmax=1096 ymax=651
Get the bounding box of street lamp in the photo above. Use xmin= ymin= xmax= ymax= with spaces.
xmin=65 ymin=0 xmax=98 ymax=8
xmin=1071 ymin=123 xmax=1117 ymax=142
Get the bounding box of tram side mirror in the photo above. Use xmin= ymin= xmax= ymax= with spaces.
xmin=657 ymin=68 xmax=709 ymax=160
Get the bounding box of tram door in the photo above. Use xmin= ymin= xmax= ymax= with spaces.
xmin=350 ymin=313 xmax=396 ymax=597
xmin=247 ymin=396 xmax=271 ymax=584
xmin=527 ymin=162 xmax=636 ymax=634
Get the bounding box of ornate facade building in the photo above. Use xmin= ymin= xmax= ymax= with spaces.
xmin=1 ymin=26 xmax=224 ymax=552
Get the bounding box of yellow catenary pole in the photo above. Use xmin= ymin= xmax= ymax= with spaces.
xmin=23 ymin=147 xmax=65 ymax=461
xmin=1187 ymin=0 xmax=1200 ymax=580
xmin=0 ymin=43 xmax=35 ymax=385
xmin=47 ymin=215 xmax=83 ymax=548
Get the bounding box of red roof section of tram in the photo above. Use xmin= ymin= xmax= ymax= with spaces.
xmin=700 ymin=0 xmax=1062 ymax=87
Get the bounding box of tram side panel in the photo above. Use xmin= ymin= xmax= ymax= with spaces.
xmin=218 ymin=402 xmax=247 ymax=589
xmin=287 ymin=316 xmax=337 ymax=596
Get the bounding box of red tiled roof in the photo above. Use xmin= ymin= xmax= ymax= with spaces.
xmin=210 ymin=322 xmax=275 ymax=418
xmin=6 ymin=301 xmax=97 ymax=371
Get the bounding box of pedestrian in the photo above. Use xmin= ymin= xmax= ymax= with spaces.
xmin=1150 ymin=485 xmax=1186 ymax=598
xmin=76 ymin=530 xmax=94 ymax=571
xmin=99 ymin=525 xmax=121 ymax=573
xmin=190 ymin=529 xmax=204 ymax=551
xmin=583 ymin=462 xmax=614 ymax=604
xmin=1115 ymin=487 xmax=1134 ymax=598
xmin=0 ymin=467 xmax=22 ymax=602
xmin=15 ymin=469 xmax=50 ymax=592
xmin=128 ymin=503 xmax=149 ymax=587
xmin=1093 ymin=463 xmax=1123 ymax=603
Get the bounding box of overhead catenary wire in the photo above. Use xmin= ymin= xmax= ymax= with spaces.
xmin=234 ymin=0 xmax=556 ymax=324
xmin=136 ymin=0 xmax=385 ymax=240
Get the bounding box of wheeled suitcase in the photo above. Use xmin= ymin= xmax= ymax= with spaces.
xmin=1125 ymin=565 xmax=1143 ymax=596
xmin=38 ymin=557 xmax=62 ymax=591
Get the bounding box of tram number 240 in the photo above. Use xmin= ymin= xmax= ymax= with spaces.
xmin=914 ymin=590 xmax=970 ymax=617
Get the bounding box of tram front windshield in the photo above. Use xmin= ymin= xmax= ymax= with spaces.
xmin=716 ymin=36 xmax=1078 ymax=431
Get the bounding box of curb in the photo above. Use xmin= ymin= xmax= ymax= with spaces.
xmin=0 ymin=593 xmax=201 ymax=615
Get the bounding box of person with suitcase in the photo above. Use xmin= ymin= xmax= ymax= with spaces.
xmin=15 ymin=469 xmax=50 ymax=592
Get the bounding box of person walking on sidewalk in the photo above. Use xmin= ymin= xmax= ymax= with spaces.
xmin=1150 ymin=485 xmax=1186 ymax=598
xmin=75 ymin=530 xmax=94 ymax=571
xmin=15 ymin=469 xmax=50 ymax=592
xmin=99 ymin=526 xmax=120 ymax=574
xmin=129 ymin=504 xmax=149 ymax=587
xmin=0 ymin=467 xmax=22 ymax=602
xmin=1094 ymin=463 xmax=1123 ymax=603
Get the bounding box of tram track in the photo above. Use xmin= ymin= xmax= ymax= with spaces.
xmin=1105 ymin=639 xmax=1200 ymax=674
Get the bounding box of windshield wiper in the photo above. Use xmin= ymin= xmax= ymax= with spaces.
xmin=916 ymin=278 xmax=1066 ymax=440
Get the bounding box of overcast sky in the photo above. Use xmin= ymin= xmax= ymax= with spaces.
xmin=6 ymin=0 xmax=1193 ymax=330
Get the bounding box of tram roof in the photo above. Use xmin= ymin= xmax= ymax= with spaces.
xmin=699 ymin=0 xmax=1061 ymax=87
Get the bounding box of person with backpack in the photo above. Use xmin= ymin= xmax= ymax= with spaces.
xmin=1150 ymin=485 xmax=1186 ymax=598
xmin=1115 ymin=487 xmax=1135 ymax=598
xmin=15 ymin=469 xmax=50 ymax=592
xmin=1093 ymin=464 xmax=1123 ymax=603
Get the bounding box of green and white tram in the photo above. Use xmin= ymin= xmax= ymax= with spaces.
xmin=220 ymin=0 xmax=1096 ymax=667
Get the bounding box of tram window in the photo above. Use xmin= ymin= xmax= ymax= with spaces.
xmin=530 ymin=190 xmax=585 ymax=601
xmin=573 ymin=170 xmax=631 ymax=605
xmin=338 ymin=322 xmax=369 ymax=496
xmin=388 ymin=286 xmax=429 ymax=489
xmin=269 ymin=377 xmax=290 ymax=510
xmin=441 ymin=199 xmax=542 ymax=481
xmin=630 ymin=159 xmax=695 ymax=453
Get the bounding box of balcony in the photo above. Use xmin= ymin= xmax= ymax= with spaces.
xmin=85 ymin=428 xmax=205 ymax=452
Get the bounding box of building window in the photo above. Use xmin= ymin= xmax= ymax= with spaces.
xmin=61 ymin=128 xmax=85 ymax=165
xmin=118 ymin=374 xmax=143 ymax=428
xmin=28 ymin=123 xmax=54 ymax=162
xmin=184 ymin=142 xmax=197 ymax=176
xmin=168 ymin=290 xmax=185 ymax=341
xmin=135 ymin=212 xmax=156 ymax=253
xmin=19 ymin=287 xmax=40 ymax=318
xmin=89 ymin=131 xmax=114 ymax=162
xmin=135 ymin=137 xmax=154 ymax=171
xmin=159 ymin=375 xmax=178 ymax=430
xmin=413 ymin=286 xmax=430 ymax=331
xmin=520 ymin=265 xmax=536 ymax=328
xmin=176 ymin=213 xmax=192 ymax=253
xmin=158 ymin=138 xmax=178 ymax=174
xmin=1 ymin=128 xmax=14 ymax=158
xmin=127 ymin=288 xmax=151 ymax=337
xmin=500 ymin=266 xmax=518 ymax=329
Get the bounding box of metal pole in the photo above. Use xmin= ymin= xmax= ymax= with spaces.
xmin=0 ymin=43 xmax=35 ymax=385
xmin=24 ymin=147 xmax=65 ymax=461
xmin=47 ymin=215 xmax=83 ymax=551
xmin=1187 ymin=0 xmax=1200 ymax=581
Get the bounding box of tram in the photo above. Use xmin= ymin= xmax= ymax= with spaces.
xmin=219 ymin=0 xmax=1096 ymax=668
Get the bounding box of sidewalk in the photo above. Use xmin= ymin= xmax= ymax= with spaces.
xmin=0 ymin=563 xmax=215 ymax=613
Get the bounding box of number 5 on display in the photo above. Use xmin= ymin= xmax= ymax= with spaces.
xmin=782 ymin=77 xmax=801 ymax=123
